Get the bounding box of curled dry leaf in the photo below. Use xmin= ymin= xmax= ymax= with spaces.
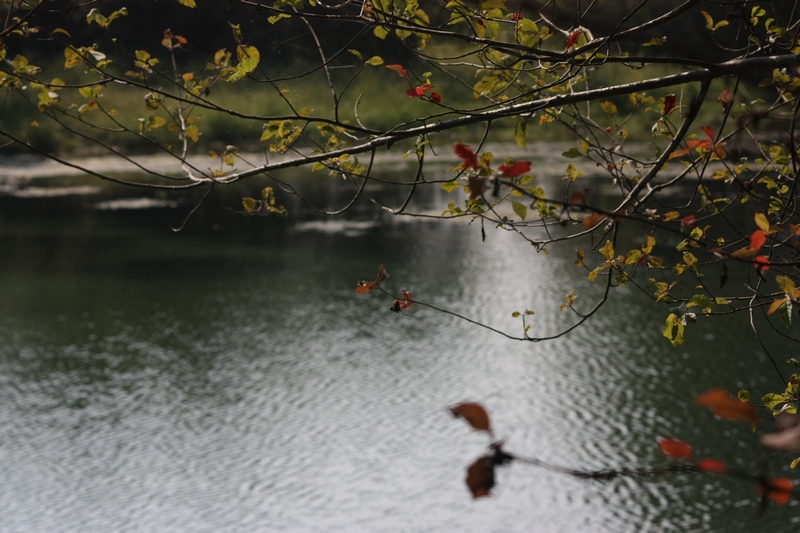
xmin=355 ymin=264 xmax=388 ymax=294
xmin=697 ymin=389 xmax=759 ymax=423
xmin=377 ymin=263 xmax=389 ymax=283
xmin=449 ymin=402 xmax=492 ymax=433
xmin=465 ymin=455 xmax=495 ymax=498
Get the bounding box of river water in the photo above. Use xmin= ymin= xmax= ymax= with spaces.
xmin=0 ymin=153 xmax=798 ymax=532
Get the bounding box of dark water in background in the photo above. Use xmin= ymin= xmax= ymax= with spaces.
xmin=0 ymin=159 xmax=799 ymax=532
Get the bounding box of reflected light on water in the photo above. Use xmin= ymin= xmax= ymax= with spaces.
xmin=0 ymin=181 xmax=798 ymax=532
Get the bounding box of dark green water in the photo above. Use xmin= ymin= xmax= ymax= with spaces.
xmin=0 ymin=164 xmax=798 ymax=532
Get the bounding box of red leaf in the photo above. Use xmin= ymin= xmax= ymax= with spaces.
xmin=658 ymin=437 xmax=695 ymax=460
xmin=385 ymin=64 xmax=410 ymax=83
xmin=663 ymin=94 xmax=677 ymax=116
xmin=498 ymin=161 xmax=532 ymax=177
xmin=449 ymin=402 xmax=492 ymax=433
xmin=680 ymin=215 xmax=697 ymax=232
xmin=407 ymin=84 xmax=434 ymax=98
xmin=566 ymin=30 xmax=580 ymax=50
xmin=749 ymin=229 xmax=767 ymax=251
xmin=701 ymin=126 xmax=716 ymax=142
xmin=697 ymin=458 xmax=727 ymax=474
xmin=430 ymin=91 xmax=442 ymax=103
xmin=454 ymin=143 xmax=481 ymax=170
xmin=755 ymin=255 xmax=770 ymax=272
xmin=697 ymin=389 xmax=759 ymax=422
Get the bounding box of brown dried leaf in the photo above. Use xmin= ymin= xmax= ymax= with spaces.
xmin=465 ymin=455 xmax=495 ymax=498
xmin=449 ymin=402 xmax=492 ymax=433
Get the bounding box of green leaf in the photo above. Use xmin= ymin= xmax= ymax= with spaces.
xmin=242 ymin=197 xmax=257 ymax=212
xmin=365 ymin=56 xmax=384 ymax=66
xmin=373 ymin=26 xmax=390 ymax=40
xmin=511 ymin=201 xmax=527 ymax=221
xmin=780 ymin=300 xmax=793 ymax=329
xmin=687 ymin=293 xmax=713 ymax=310
xmin=763 ymin=392 xmax=789 ymax=410
xmin=228 ymin=43 xmax=262 ymax=81
xmin=791 ymin=457 xmax=800 ymax=469
xmin=562 ymin=147 xmax=581 ymax=158
xmin=663 ymin=313 xmax=685 ymax=346
xmin=738 ymin=389 xmax=750 ymax=403
xmin=514 ymin=118 xmax=528 ymax=149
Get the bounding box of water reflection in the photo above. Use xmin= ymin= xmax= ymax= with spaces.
xmin=0 ymin=170 xmax=798 ymax=532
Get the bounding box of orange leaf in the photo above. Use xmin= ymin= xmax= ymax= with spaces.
xmin=750 ymin=229 xmax=767 ymax=251
xmin=731 ymin=246 xmax=757 ymax=258
xmin=449 ymin=402 xmax=492 ymax=433
xmin=697 ymin=389 xmax=759 ymax=422
xmin=755 ymin=255 xmax=770 ymax=272
xmin=355 ymin=280 xmax=378 ymax=294
xmin=668 ymin=147 xmax=692 ymax=159
xmin=385 ymin=64 xmax=410 ymax=83
xmin=658 ymin=437 xmax=695 ymax=460
xmin=697 ymin=458 xmax=727 ymax=474
xmin=767 ymin=298 xmax=786 ymax=316
xmin=758 ymin=478 xmax=794 ymax=505
xmin=582 ymin=213 xmax=606 ymax=229
xmin=465 ymin=456 xmax=495 ymax=498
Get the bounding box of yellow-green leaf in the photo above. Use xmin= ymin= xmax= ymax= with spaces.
xmin=599 ymin=101 xmax=617 ymax=116
xmin=777 ymin=275 xmax=796 ymax=294
xmin=600 ymin=240 xmax=614 ymax=261
xmin=755 ymin=212 xmax=770 ymax=232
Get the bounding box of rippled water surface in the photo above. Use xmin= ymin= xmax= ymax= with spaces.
xmin=0 ymin=164 xmax=799 ymax=532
